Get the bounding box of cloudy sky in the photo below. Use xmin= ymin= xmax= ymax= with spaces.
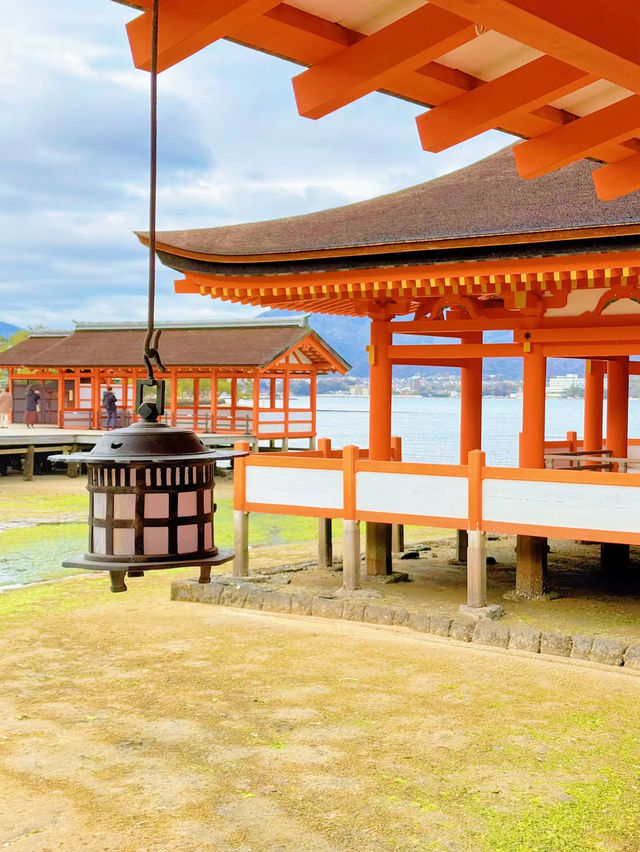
xmin=0 ymin=0 xmax=511 ymax=329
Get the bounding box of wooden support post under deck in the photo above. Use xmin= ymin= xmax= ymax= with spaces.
xmin=67 ymin=443 xmax=79 ymax=478
xmin=458 ymin=353 xmax=482 ymax=563
xmin=233 ymin=510 xmax=249 ymax=577
xmin=343 ymin=521 xmax=360 ymax=590
xmin=23 ymin=445 xmax=34 ymax=481
xmin=467 ymin=530 xmax=487 ymax=608
xmin=366 ymin=317 xmax=392 ymax=575
xmin=602 ymin=357 xmax=630 ymax=572
xmin=516 ymin=347 xmax=548 ymax=598
xmin=318 ymin=517 xmax=333 ymax=567
xmin=466 ymin=449 xmax=487 ymax=607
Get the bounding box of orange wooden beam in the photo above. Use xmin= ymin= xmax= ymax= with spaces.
xmin=229 ymin=4 xmax=636 ymax=153
xmin=514 ymin=94 xmax=640 ymax=179
xmin=292 ymin=5 xmax=475 ymax=119
xmin=389 ymin=343 xmax=522 ymax=361
xmin=593 ymin=153 xmax=640 ymax=200
xmin=126 ymin=0 xmax=281 ymax=72
xmin=427 ymin=0 xmax=640 ymax=94
xmin=416 ymin=55 xmax=593 ymax=152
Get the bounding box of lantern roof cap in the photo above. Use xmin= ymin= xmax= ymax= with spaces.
xmin=50 ymin=421 xmax=247 ymax=464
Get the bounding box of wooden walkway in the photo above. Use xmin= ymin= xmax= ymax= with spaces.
xmin=0 ymin=426 xmax=258 ymax=480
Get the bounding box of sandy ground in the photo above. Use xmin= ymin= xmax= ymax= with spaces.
xmin=1 ymin=573 xmax=640 ymax=852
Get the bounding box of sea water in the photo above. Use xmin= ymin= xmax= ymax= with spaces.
xmin=306 ymin=395 xmax=640 ymax=466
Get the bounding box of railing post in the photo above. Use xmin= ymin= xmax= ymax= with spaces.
xmin=233 ymin=440 xmax=251 ymax=576
xmin=342 ymin=444 xmax=360 ymax=590
xmin=390 ymin=435 xmax=405 ymax=553
xmin=466 ymin=449 xmax=486 ymax=608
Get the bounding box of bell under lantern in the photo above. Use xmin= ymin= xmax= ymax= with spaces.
xmin=51 ymin=379 xmax=245 ymax=592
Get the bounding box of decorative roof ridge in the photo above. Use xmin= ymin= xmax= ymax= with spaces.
xmin=71 ymin=317 xmax=310 ymax=332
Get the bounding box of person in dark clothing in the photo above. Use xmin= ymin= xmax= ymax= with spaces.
xmin=24 ymin=385 xmax=39 ymax=428
xmin=102 ymin=386 xmax=117 ymax=431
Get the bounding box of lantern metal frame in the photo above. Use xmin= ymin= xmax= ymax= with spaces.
xmin=50 ymin=418 xmax=246 ymax=592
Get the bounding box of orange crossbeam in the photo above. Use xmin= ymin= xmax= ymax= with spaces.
xmin=427 ymin=0 xmax=640 ymax=94
xmin=127 ymin=0 xmax=281 ymax=72
xmin=514 ymin=94 xmax=640 ymax=179
xmin=593 ymin=153 xmax=640 ymax=200
xmin=416 ymin=55 xmax=593 ymax=153
xmin=292 ymin=5 xmax=475 ymax=120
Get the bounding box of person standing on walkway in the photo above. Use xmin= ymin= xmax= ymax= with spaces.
xmin=24 ymin=385 xmax=39 ymax=428
xmin=0 ymin=386 xmax=11 ymax=428
xmin=102 ymin=386 xmax=117 ymax=431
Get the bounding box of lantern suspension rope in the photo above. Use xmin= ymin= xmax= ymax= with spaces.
xmin=143 ymin=0 xmax=166 ymax=380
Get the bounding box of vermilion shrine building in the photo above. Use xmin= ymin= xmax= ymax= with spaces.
xmin=110 ymin=0 xmax=640 ymax=606
xmin=150 ymin=148 xmax=640 ymax=600
xmin=0 ymin=318 xmax=348 ymax=445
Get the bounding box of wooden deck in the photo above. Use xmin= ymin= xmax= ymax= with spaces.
xmin=0 ymin=425 xmax=259 ymax=480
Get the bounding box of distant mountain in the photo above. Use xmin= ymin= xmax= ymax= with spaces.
xmin=0 ymin=322 xmax=21 ymax=339
xmin=260 ymin=310 xmax=583 ymax=379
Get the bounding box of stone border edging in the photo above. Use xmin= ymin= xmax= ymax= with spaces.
xmin=171 ymin=579 xmax=640 ymax=671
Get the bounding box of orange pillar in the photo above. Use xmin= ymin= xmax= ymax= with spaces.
xmin=7 ymin=368 xmax=13 ymax=424
xmin=583 ymin=359 xmax=604 ymax=453
xmin=193 ymin=377 xmax=200 ymax=432
xmin=606 ymin=358 xmax=629 ymax=460
xmin=457 ymin=356 xmax=483 ymax=563
xmin=603 ymin=357 xmax=630 ymax=572
xmin=516 ymin=347 xmax=547 ymax=598
xmin=367 ymin=317 xmax=393 ymax=575
xmin=56 ymin=372 xmax=65 ymax=428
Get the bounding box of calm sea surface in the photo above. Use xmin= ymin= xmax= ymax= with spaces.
xmin=298 ymin=395 xmax=640 ymax=466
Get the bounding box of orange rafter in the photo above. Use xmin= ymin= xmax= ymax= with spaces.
xmin=593 ymin=153 xmax=640 ymax=200
xmin=514 ymin=94 xmax=640 ymax=179
xmin=292 ymin=5 xmax=475 ymax=120
xmin=126 ymin=0 xmax=281 ymax=72
xmin=416 ymin=55 xmax=593 ymax=153
xmin=427 ymin=0 xmax=640 ymax=94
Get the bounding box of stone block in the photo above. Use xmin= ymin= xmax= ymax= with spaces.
xmin=170 ymin=580 xmax=202 ymax=602
xmin=540 ymin=631 xmax=572 ymax=657
xmin=243 ymin=588 xmax=265 ymax=610
xmin=591 ymin=638 xmax=626 ymax=667
xmin=342 ymin=601 xmax=365 ymax=622
xmin=508 ymin=626 xmax=541 ymax=653
xmin=450 ymin=619 xmax=474 ymax=642
xmin=220 ymin=585 xmax=248 ymax=608
xmin=458 ymin=604 xmax=504 ymax=620
xmin=623 ymin=643 xmax=640 ymax=669
xmin=407 ymin=612 xmax=430 ymax=632
xmin=392 ymin=607 xmax=409 ymax=626
xmin=363 ymin=605 xmax=395 ymax=625
xmin=201 ymin=582 xmax=224 ymax=605
xmin=261 ymin=593 xmax=292 ymax=614
xmin=311 ymin=598 xmax=344 ymax=619
xmin=290 ymin=595 xmax=312 ymax=616
xmin=430 ymin=615 xmax=452 ymax=637
xmin=472 ymin=620 xmax=510 ymax=649
xmin=570 ymin=635 xmax=593 ymax=660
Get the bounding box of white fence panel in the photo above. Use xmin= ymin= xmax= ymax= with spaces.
xmin=356 ymin=472 xmax=467 ymax=520
xmin=246 ymin=465 xmax=343 ymax=510
xmin=483 ymin=477 xmax=640 ymax=534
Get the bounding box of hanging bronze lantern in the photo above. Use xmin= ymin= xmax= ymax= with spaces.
xmin=50 ymin=379 xmax=246 ymax=592
xmin=51 ymin=0 xmax=250 ymax=592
